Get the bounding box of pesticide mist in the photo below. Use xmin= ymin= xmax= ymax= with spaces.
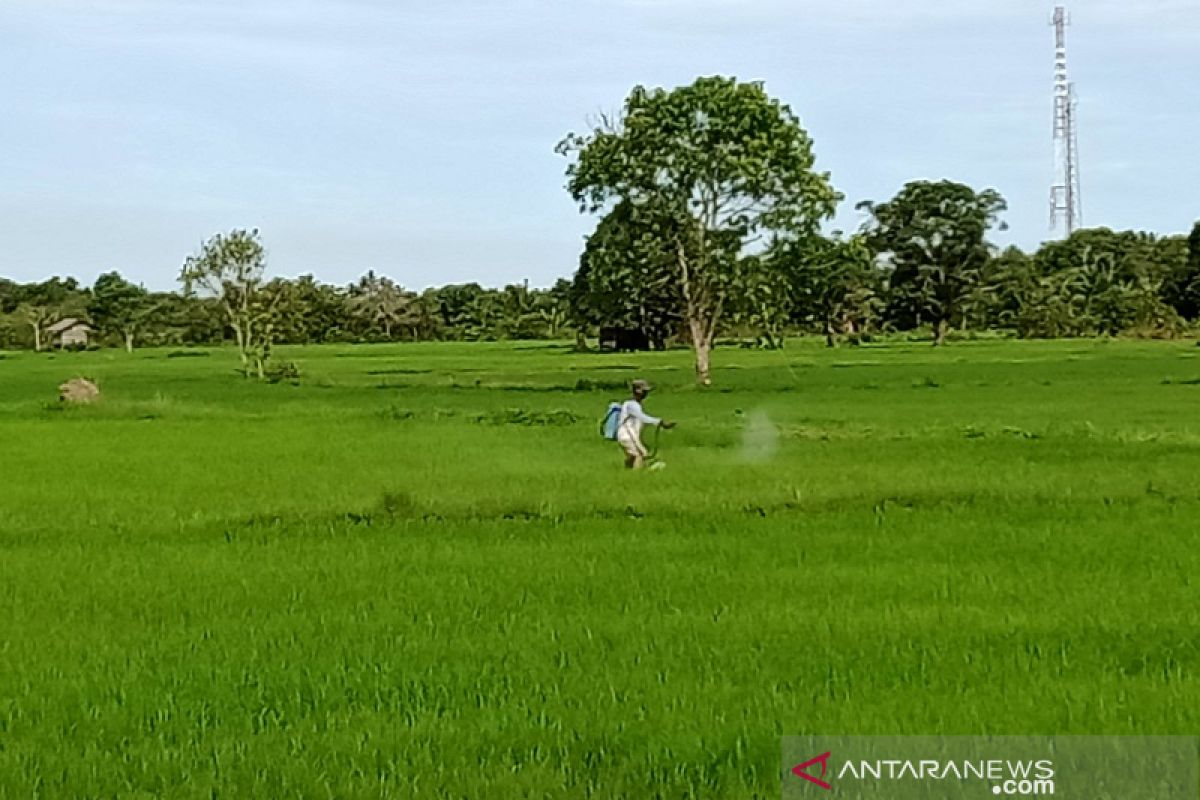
xmin=739 ymin=409 xmax=780 ymax=463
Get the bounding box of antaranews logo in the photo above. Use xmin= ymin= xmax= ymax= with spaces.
xmin=788 ymin=751 xmax=1055 ymax=796
xmin=784 ymin=736 xmax=1198 ymax=800
xmin=791 ymin=752 xmax=832 ymax=790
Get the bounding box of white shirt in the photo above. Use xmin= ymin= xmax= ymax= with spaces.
xmin=617 ymin=399 xmax=660 ymax=442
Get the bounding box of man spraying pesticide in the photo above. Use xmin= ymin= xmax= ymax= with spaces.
xmin=602 ymin=379 xmax=676 ymax=469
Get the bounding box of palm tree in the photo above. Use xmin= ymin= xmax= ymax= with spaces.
xmin=348 ymin=271 xmax=409 ymax=340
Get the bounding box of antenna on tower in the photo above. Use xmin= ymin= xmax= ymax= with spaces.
xmin=1050 ymin=6 xmax=1083 ymax=238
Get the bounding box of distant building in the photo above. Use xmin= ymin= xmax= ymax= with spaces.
xmin=46 ymin=318 xmax=94 ymax=349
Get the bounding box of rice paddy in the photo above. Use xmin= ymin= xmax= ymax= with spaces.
xmin=2 ymin=338 xmax=1198 ymax=798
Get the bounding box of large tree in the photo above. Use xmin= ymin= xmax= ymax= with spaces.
xmin=90 ymin=272 xmax=153 ymax=352
xmin=179 ymin=229 xmax=277 ymax=378
xmin=859 ymin=181 xmax=1007 ymax=346
xmin=559 ymin=76 xmax=839 ymax=384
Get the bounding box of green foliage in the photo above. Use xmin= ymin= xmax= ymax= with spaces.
xmin=1168 ymin=220 xmax=1200 ymax=320
xmin=858 ymin=180 xmax=1007 ymax=345
xmin=3 ymin=222 xmax=1197 ymax=356
xmin=495 ymin=282 xmax=550 ymax=340
xmin=267 ymin=274 xmax=348 ymax=344
xmin=90 ymin=271 xmax=153 ymax=351
xmin=263 ymin=359 xmax=301 ymax=384
xmin=572 ymin=199 xmax=683 ymax=349
xmin=1021 ymin=228 xmax=1187 ymax=338
xmin=965 ymin=246 xmax=1034 ymax=331
xmin=427 ymin=283 xmax=498 ymax=341
xmin=345 ymin=271 xmax=418 ymax=341
xmin=769 ymin=234 xmax=884 ymax=347
xmin=727 ymin=251 xmax=790 ymax=349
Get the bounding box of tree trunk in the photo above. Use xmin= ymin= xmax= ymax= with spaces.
xmin=124 ymin=330 xmax=135 ymax=353
xmin=933 ymin=318 xmax=948 ymax=347
xmin=232 ymin=322 xmax=249 ymax=375
xmin=693 ymin=334 xmax=712 ymax=386
xmin=677 ymin=236 xmax=720 ymax=386
xmin=825 ymin=320 xmax=837 ymax=348
xmin=31 ymin=324 xmax=42 ymax=352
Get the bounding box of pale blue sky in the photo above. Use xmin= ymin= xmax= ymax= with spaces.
xmin=2 ymin=0 xmax=1197 ymax=291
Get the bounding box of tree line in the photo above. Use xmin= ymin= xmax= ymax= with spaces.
xmin=0 ymin=260 xmax=576 ymax=355
xmin=3 ymin=77 xmax=1199 ymax=384
xmin=5 ymin=219 xmax=1195 ymax=354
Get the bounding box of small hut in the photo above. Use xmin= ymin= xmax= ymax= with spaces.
xmin=46 ymin=318 xmax=94 ymax=349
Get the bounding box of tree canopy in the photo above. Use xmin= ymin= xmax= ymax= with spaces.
xmin=858 ymin=180 xmax=1007 ymax=345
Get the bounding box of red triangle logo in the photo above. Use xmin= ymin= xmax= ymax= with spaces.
xmin=792 ymin=751 xmax=832 ymax=790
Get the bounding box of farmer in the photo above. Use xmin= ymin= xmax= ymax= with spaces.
xmin=617 ymin=379 xmax=675 ymax=469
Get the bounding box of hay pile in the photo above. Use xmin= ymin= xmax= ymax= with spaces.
xmin=59 ymin=377 xmax=100 ymax=404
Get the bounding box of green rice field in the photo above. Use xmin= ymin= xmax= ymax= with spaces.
xmin=2 ymin=339 xmax=1198 ymax=798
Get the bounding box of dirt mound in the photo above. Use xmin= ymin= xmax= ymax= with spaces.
xmin=59 ymin=377 xmax=100 ymax=404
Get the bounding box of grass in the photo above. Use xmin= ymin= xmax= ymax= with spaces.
xmin=1 ymin=339 xmax=1198 ymax=798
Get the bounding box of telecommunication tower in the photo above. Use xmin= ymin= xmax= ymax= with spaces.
xmin=1049 ymin=6 xmax=1082 ymax=237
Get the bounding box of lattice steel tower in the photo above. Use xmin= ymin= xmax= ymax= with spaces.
xmin=1050 ymin=6 xmax=1082 ymax=237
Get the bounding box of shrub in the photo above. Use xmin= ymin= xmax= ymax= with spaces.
xmin=264 ymin=361 xmax=301 ymax=384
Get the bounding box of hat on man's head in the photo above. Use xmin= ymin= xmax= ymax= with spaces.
xmin=632 ymin=379 xmax=653 ymax=394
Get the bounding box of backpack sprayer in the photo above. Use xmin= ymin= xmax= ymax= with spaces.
xmin=602 ymin=402 xmax=622 ymax=441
